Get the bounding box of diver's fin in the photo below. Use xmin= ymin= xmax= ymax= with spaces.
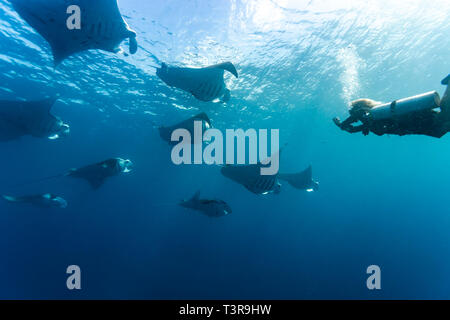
xmin=2 ymin=195 xmax=20 ymax=203
xmin=442 ymin=74 xmax=450 ymax=86
xmin=209 ymin=62 xmax=238 ymax=78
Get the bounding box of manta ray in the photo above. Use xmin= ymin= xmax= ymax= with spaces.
xmin=66 ymin=158 xmax=133 ymax=189
xmin=221 ymin=164 xmax=319 ymax=195
xmin=11 ymin=0 xmax=138 ymax=65
xmin=2 ymin=193 xmax=68 ymax=209
xmin=159 ymin=112 xmax=212 ymax=145
xmin=157 ymin=62 xmax=238 ymax=102
xmin=179 ymin=191 xmax=232 ymax=218
xmin=221 ymin=163 xmax=282 ymax=195
xmin=0 ymin=98 xmax=70 ymax=142
xmin=279 ymin=165 xmax=320 ymax=192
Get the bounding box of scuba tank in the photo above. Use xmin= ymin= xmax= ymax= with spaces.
xmin=370 ymin=91 xmax=440 ymax=121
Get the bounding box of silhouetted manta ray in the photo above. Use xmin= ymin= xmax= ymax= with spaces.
xmin=179 ymin=191 xmax=232 ymax=218
xmin=11 ymin=0 xmax=138 ymax=65
xmin=157 ymin=62 xmax=238 ymax=102
xmin=159 ymin=112 xmax=212 ymax=145
xmin=221 ymin=164 xmax=319 ymax=195
xmin=2 ymin=193 xmax=68 ymax=209
xmin=66 ymin=158 xmax=133 ymax=189
xmin=0 ymin=98 xmax=70 ymax=141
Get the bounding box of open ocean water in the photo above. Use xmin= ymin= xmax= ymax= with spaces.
xmin=0 ymin=0 xmax=450 ymax=299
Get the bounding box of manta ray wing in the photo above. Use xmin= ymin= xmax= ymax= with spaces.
xmin=190 ymin=190 xmax=201 ymax=203
xmin=160 ymin=112 xmax=212 ymax=144
xmin=0 ymin=98 xmax=58 ymax=140
xmin=21 ymin=98 xmax=60 ymax=137
xmin=67 ymin=164 xmax=109 ymax=189
xmin=245 ymin=174 xmax=278 ymax=194
xmin=189 ymin=68 xmax=226 ymax=102
xmin=0 ymin=117 xmax=24 ymax=141
xmin=193 ymin=62 xmax=238 ymax=100
xmin=207 ymin=62 xmax=239 ymax=78
xmin=2 ymin=195 xmax=22 ymax=203
xmin=84 ymin=176 xmax=108 ymax=189
xmin=70 ymin=171 xmax=108 ymax=189
xmin=278 ymin=165 xmax=313 ymax=189
xmin=194 ymin=112 xmax=212 ymax=127
xmin=25 ymin=98 xmax=57 ymax=118
xmin=158 ymin=63 xmax=237 ymax=102
xmin=12 ymin=0 xmax=137 ymax=65
xmin=0 ymin=101 xmax=26 ymax=141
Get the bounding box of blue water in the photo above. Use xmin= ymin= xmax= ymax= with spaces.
xmin=0 ymin=0 xmax=450 ymax=299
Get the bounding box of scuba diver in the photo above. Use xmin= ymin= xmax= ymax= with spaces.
xmin=333 ymin=74 xmax=450 ymax=138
